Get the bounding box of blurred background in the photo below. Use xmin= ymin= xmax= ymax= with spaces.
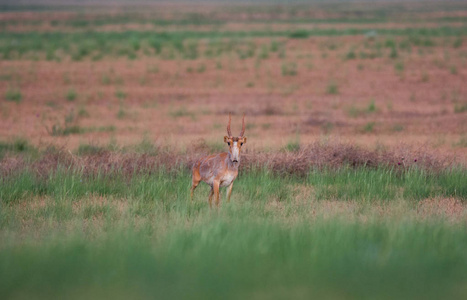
xmin=0 ymin=0 xmax=466 ymax=160
xmin=1 ymin=2 xmax=467 ymax=300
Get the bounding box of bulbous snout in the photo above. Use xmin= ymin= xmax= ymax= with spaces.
xmin=230 ymin=142 xmax=240 ymax=163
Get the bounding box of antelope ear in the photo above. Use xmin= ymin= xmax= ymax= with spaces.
xmin=224 ymin=136 xmax=229 ymax=143
xmin=242 ymin=137 xmax=247 ymax=144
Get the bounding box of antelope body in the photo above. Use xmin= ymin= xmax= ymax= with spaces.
xmin=191 ymin=114 xmax=247 ymax=207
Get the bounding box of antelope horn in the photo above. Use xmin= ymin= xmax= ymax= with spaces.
xmin=239 ymin=113 xmax=246 ymax=137
xmin=227 ymin=113 xmax=232 ymax=137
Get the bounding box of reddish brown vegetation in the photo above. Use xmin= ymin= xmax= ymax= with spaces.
xmin=0 ymin=141 xmax=459 ymax=179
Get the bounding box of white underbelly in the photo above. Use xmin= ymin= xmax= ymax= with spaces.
xmin=220 ymin=172 xmax=237 ymax=187
xmin=204 ymin=175 xmax=215 ymax=186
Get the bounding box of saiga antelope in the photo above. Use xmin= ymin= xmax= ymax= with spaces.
xmin=191 ymin=114 xmax=247 ymax=207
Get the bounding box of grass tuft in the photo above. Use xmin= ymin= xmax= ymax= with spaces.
xmin=281 ymin=62 xmax=298 ymax=76
xmin=326 ymin=81 xmax=339 ymax=95
xmin=288 ymin=29 xmax=309 ymax=39
xmin=454 ymin=103 xmax=467 ymax=113
xmin=65 ymin=88 xmax=77 ymax=101
xmin=5 ymin=87 xmax=22 ymax=103
xmin=0 ymin=137 xmax=35 ymax=159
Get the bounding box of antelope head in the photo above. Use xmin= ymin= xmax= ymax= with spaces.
xmin=224 ymin=113 xmax=247 ymax=164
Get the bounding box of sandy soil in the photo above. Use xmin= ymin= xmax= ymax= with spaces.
xmin=0 ymin=4 xmax=466 ymax=161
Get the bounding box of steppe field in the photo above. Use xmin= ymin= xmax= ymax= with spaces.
xmin=1 ymin=0 xmax=467 ymax=299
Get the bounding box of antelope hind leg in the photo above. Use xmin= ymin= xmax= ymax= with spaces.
xmin=208 ymin=186 xmax=214 ymax=208
xmin=213 ymin=181 xmax=221 ymax=207
xmin=227 ymin=182 xmax=234 ymax=203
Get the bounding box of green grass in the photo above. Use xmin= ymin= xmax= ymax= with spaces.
xmin=284 ymin=140 xmax=300 ymax=152
xmin=453 ymin=136 xmax=467 ymax=148
xmin=258 ymin=44 xmax=270 ymax=59
xmin=389 ymin=46 xmax=398 ymax=59
xmin=196 ymin=63 xmax=206 ymax=73
xmin=347 ymin=99 xmax=377 ymax=117
xmin=454 ymin=103 xmax=467 ymax=113
xmin=76 ymin=143 xmax=107 ymax=155
xmin=169 ymin=107 xmax=195 ymax=119
xmin=4 ymin=87 xmax=22 ymax=102
xmin=1 ymin=215 xmax=466 ymax=300
xmin=48 ymin=124 xmax=82 ymax=136
xmin=281 ymin=62 xmax=298 ymax=76
xmin=347 ymin=105 xmax=361 ymax=118
xmin=134 ymin=136 xmax=159 ymax=155
xmin=66 ymin=88 xmax=77 ymax=101
xmin=49 ymin=124 xmax=115 ymax=136
xmin=326 ymin=81 xmax=339 ymax=94
xmin=308 ymin=167 xmax=466 ymax=201
xmin=0 ymin=138 xmax=36 ymax=159
xmin=0 ymin=165 xmax=466 ymax=299
xmin=77 ymin=105 xmax=90 ymax=118
xmin=362 ymin=121 xmax=376 ymax=133
xmin=345 ymin=48 xmax=357 ymax=60
xmin=453 ymin=37 xmax=463 ymax=48
xmin=117 ymin=100 xmax=126 ymax=119
xmin=394 ymin=61 xmax=405 ymax=74
xmin=367 ymin=100 xmax=377 ymax=113
xmin=115 ymin=89 xmax=126 ymax=100
xmin=1 ymin=166 xmax=465 ymax=209
xmin=392 ymin=124 xmax=404 ymax=132
xmin=1 ymin=26 xmax=466 ymax=60
xmin=288 ymin=29 xmax=309 ymax=39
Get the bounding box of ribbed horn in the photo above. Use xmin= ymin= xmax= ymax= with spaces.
xmin=239 ymin=113 xmax=246 ymax=137
xmin=227 ymin=113 xmax=232 ymax=137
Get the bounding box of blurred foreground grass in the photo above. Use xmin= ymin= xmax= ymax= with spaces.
xmin=1 ymin=166 xmax=466 ymax=299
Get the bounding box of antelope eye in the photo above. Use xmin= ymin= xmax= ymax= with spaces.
xmin=227 ymin=142 xmax=230 ymax=146
xmin=240 ymin=143 xmax=243 ymax=146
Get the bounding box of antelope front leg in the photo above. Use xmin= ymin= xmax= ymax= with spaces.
xmin=208 ymin=187 xmax=214 ymax=208
xmin=190 ymin=175 xmax=200 ymax=202
xmin=213 ymin=180 xmax=221 ymax=207
xmin=190 ymin=185 xmax=195 ymax=202
xmin=227 ymin=182 xmax=234 ymax=203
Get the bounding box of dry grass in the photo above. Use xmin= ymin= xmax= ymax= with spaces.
xmin=0 ymin=141 xmax=459 ymax=179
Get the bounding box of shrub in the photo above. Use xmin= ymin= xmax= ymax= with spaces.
xmin=5 ymin=87 xmax=22 ymax=103
xmin=363 ymin=122 xmax=375 ymax=133
xmin=281 ymin=62 xmax=297 ymax=76
xmin=367 ymin=100 xmax=377 ymax=113
xmin=0 ymin=137 xmax=34 ymax=159
xmin=78 ymin=106 xmax=90 ymax=118
xmin=77 ymin=144 xmax=107 ymax=155
xmin=453 ymin=38 xmax=462 ymax=48
xmin=392 ymin=124 xmax=404 ymax=132
xmin=389 ymin=47 xmax=398 ymax=59
xmin=454 ymin=103 xmax=467 ymax=113
xmin=326 ymin=81 xmax=339 ymax=95
xmin=258 ymin=44 xmax=270 ymax=59
xmin=49 ymin=125 xmax=83 ymax=136
xmin=288 ymin=30 xmax=309 ymax=39
xmin=394 ymin=61 xmax=404 ymax=74
xmin=345 ymin=49 xmax=356 ymax=60
xmin=115 ymin=89 xmax=126 ymax=100
xmin=66 ymin=88 xmax=77 ymax=101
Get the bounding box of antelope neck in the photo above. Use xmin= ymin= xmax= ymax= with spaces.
xmin=226 ymin=154 xmax=240 ymax=169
